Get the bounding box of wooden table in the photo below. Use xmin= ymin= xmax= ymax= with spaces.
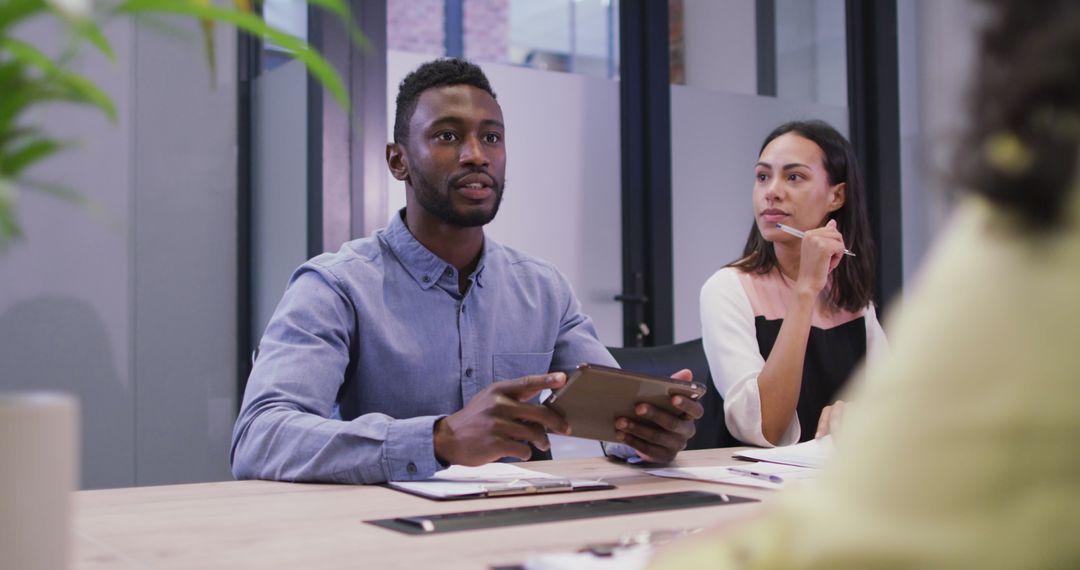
xmin=74 ymin=448 xmax=772 ymax=569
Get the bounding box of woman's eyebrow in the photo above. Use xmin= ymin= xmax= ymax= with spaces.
xmin=781 ymin=163 xmax=810 ymax=170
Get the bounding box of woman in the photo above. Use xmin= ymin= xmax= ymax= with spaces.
xmin=700 ymin=121 xmax=887 ymax=447
xmin=653 ymin=0 xmax=1080 ymax=566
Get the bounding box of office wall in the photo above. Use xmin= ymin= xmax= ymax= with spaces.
xmin=0 ymin=17 xmax=136 ymax=489
xmin=0 ymin=16 xmax=237 ymax=488
xmin=386 ymin=50 xmax=624 ymax=348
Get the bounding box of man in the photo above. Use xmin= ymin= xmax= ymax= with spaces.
xmin=231 ymin=58 xmax=701 ymax=484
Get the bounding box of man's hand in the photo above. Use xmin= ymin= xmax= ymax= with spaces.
xmin=613 ymin=369 xmax=704 ymax=463
xmin=433 ymin=373 xmax=572 ymax=466
xmin=815 ymin=400 xmax=847 ymax=438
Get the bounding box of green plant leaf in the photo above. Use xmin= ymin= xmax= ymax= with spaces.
xmin=72 ymin=18 xmax=116 ymax=62
xmin=0 ymin=0 xmax=48 ymax=34
xmin=115 ymin=0 xmax=351 ymax=110
xmin=0 ymin=126 xmax=40 ymax=152
xmin=1 ymin=137 xmax=68 ymax=177
xmin=0 ymin=38 xmax=118 ymax=121
xmin=0 ymin=177 xmax=22 ymax=247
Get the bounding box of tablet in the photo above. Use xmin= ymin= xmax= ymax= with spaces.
xmin=542 ymin=363 xmax=706 ymax=443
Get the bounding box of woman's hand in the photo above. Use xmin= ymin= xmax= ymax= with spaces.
xmin=796 ymin=219 xmax=846 ymax=295
xmin=815 ymin=399 xmax=847 ymax=438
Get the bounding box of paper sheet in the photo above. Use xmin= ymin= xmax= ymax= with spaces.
xmin=524 ymin=544 xmax=653 ymax=570
xmin=732 ymin=435 xmax=834 ymax=468
xmin=645 ymin=462 xmax=818 ymax=490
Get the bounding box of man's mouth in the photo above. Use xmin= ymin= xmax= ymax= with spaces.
xmin=454 ymin=174 xmax=495 ymax=200
xmin=457 ymin=183 xmax=492 ymax=200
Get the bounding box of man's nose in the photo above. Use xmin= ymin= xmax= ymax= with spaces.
xmin=459 ymin=135 xmax=489 ymax=167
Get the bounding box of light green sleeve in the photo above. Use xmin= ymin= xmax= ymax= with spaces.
xmin=652 ymin=191 xmax=1080 ymax=569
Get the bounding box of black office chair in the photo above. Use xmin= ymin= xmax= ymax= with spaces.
xmin=607 ymin=338 xmax=738 ymax=450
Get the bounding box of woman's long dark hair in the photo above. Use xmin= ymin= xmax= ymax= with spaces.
xmin=729 ymin=120 xmax=876 ymax=313
xmin=958 ymin=0 xmax=1080 ymax=229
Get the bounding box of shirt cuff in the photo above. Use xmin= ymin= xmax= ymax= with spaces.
xmin=601 ymin=441 xmax=642 ymax=462
xmin=383 ymin=415 xmax=445 ymax=481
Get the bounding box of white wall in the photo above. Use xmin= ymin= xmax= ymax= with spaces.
xmin=0 ymin=16 xmax=237 ymax=488
xmin=387 ymin=50 xmax=624 ymax=347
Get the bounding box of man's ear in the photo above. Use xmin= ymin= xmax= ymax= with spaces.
xmin=827 ymin=182 xmax=846 ymax=213
xmin=386 ymin=142 xmax=409 ymax=182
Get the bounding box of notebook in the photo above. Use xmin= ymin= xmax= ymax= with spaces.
xmin=386 ymin=463 xmax=613 ymax=500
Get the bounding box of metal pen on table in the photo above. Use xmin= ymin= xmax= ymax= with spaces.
xmin=776 ymin=223 xmax=856 ymax=257
xmin=727 ymin=466 xmax=784 ymax=484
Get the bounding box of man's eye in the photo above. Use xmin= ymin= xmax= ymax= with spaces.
xmin=483 ymin=133 xmax=502 ymax=144
xmin=436 ymin=131 xmax=458 ymax=142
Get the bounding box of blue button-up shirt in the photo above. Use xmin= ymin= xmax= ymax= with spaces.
xmin=231 ymin=211 xmax=618 ymax=484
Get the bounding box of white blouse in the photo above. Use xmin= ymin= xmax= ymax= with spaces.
xmin=700 ymin=266 xmax=888 ymax=447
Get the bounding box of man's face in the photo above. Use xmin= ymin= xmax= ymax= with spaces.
xmin=401 ymin=84 xmax=507 ymax=227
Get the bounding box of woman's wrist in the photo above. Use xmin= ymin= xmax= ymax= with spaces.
xmin=793 ymin=285 xmax=819 ymax=304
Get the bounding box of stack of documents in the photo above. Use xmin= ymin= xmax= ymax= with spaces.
xmin=644 ymin=436 xmax=834 ymax=490
xmin=388 ymin=463 xmax=613 ymax=500
xmin=732 ymin=435 xmax=833 ymax=468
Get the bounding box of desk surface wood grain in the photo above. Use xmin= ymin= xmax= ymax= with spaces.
xmin=74 ymin=448 xmax=772 ymax=570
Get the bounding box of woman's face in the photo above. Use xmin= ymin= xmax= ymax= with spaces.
xmin=753 ymin=132 xmax=846 ymax=244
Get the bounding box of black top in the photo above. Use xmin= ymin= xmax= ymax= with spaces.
xmin=754 ymin=316 xmax=867 ymax=442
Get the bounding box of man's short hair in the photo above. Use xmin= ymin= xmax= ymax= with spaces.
xmin=393 ymin=58 xmax=497 ymax=144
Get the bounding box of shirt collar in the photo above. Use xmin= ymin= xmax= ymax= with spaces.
xmin=381 ymin=209 xmax=491 ymax=290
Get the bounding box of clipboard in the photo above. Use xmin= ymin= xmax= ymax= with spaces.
xmin=385 ymin=463 xmax=614 ymax=501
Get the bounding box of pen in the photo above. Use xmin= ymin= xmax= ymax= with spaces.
xmin=776 ymin=223 xmax=856 ymax=257
xmin=727 ymin=467 xmax=784 ymax=484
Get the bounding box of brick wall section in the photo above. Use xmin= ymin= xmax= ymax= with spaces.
xmin=388 ymin=0 xmax=446 ymax=56
xmin=464 ymin=0 xmax=510 ymax=63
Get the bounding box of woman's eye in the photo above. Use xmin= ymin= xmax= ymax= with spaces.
xmin=756 ymin=173 xmax=768 ymax=182
xmin=787 ymin=173 xmax=802 ymax=182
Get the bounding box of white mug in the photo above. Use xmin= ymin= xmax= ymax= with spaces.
xmin=0 ymin=392 xmax=79 ymax=570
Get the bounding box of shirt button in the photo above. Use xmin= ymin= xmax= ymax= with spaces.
xmin=421 ymin=275 xmax=430 ymax=283
xmin=407 ymin=462 xmax=417 ymax=474
xmin=465 ymin=368 xmax=474 ymax=377
xmin=445 ymin=268 xmax=453 ymax=276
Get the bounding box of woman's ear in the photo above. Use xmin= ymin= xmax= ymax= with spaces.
xmin=827 ymin=182 xmax=846 ymax=212
xmin=386 ymin=143 xmax=409 ymax=182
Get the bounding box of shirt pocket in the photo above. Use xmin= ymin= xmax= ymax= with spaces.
xmin=492 ymin=351 xmax=555 ymax=382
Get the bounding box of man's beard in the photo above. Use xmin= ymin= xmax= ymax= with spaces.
xmin=412 ymin=169 xmax=505 ymax=227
